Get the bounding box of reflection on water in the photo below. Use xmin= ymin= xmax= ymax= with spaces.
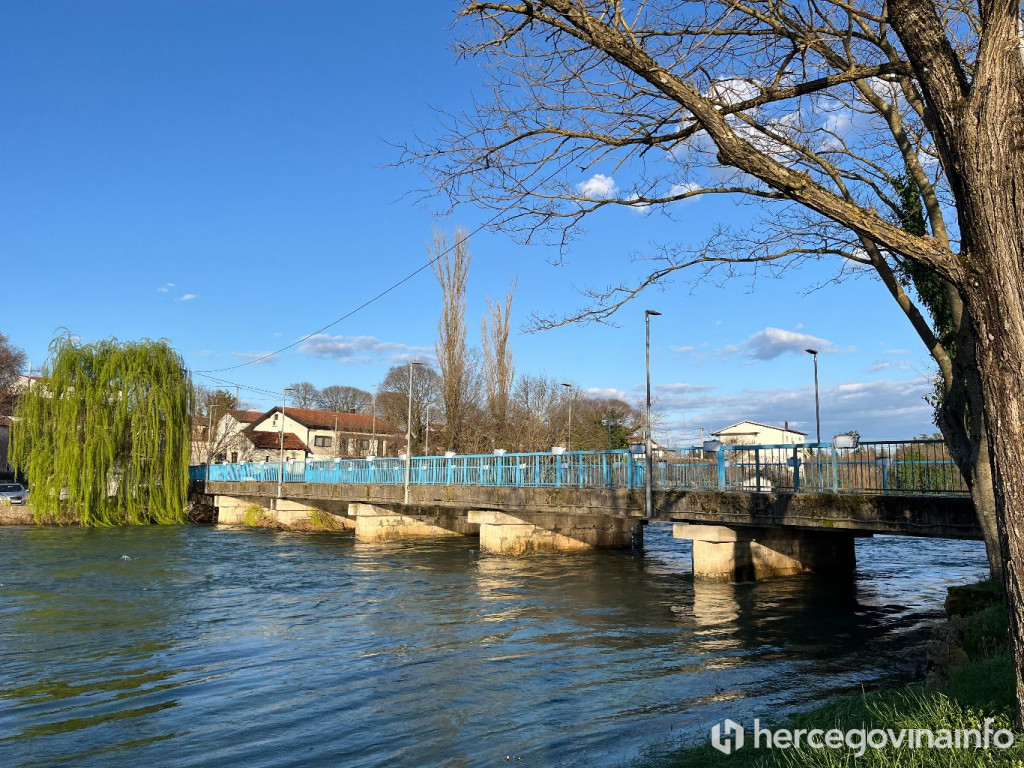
xmin=0 ymin=525 xmax=987 ymax=767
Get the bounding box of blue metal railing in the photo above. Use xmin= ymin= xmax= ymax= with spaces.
xmin=189 ymin=439 xmax=968 ymax=497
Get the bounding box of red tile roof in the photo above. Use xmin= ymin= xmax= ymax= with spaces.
xmin=243 ymin=428 xmax=310 ymax=452
xmin=268 ymin=407 xmax=398 ymax=433
xmin=228 ymin=409 xmax=263 ymax=424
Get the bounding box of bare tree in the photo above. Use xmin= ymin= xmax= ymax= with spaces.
xmin=318 ymin=385 xmax=372 ymax=413
xmin=0 ymin=331 xmax=27 ymax=406
xmin=191 ymin=386 xmax=241 ymax=463
xmin=377 ymin=363 xmax=442 ymax=454
xmin=431 ymin=227 xmax=478 ymax=450
xmin=288 ymin=381 xmax=320 ymax=409
xmin=481 ymin=280 xmax=517 ymax=446
xmin=407 ymin=0 xmax=1024 ymax=716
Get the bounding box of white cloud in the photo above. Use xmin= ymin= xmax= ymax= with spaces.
xmin=657 ymin=382 xmax=716 ymax=394
xmin=298 ymin=334 xmax=433 ymax=366
xmin=652 ymin=377 xmax=935 ymax=446
xmin=575 ymin=173 xmax=617 ymax=199
xmin=672 ymin=345 xmax=695 ymax=354
xmin=587 ymin=386 xmax=628 ymax=399
xmin=743 ymin=327 xmax=836 ymax=360
xmin=668 ymin=181 xmax=703 ymax=205
xmin=869 ymin=360 xmax=910 ymax=372
xmin=157 ymin=282 xmax=174 ymax=293
xmin=707 ymin=78 xmax=760 ymax=107
xmin=625 ymin=192 xmax=652 ymax=214
xmin=179 ymin=293 xmax=197 ymax=301
xmin=882 ymin=349 xmax=908 ymax=356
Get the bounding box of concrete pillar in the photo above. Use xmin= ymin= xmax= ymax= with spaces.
xmin=469 ymin=510 xmax=642 ymax=555
xmin=214 ymin=495 xmax=267 ymax=526
xmin=350 ymin=502 xmax=475 ymax=542
xmin=674 ymin=524 xmax=855 ymax=581
xmin=214 ymin=495 xmax=354 ymax=530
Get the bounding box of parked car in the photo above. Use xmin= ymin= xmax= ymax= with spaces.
xmin=0 ymin=483 xmax=27 ymax=505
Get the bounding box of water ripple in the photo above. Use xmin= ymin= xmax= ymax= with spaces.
xmin=0 ymin=525 xmax=987 ymax=767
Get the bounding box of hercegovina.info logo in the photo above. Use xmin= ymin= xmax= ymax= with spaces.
xmin=710 ymin=718 xmax=1015 ymax=757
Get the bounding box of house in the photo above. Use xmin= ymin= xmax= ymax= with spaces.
xmin=215 ymin=409 xmax=264 ymax=464
xmin=246 ymin=407 xmax=399 ymax=461
xmin=192 ymin=409 xmax=268 ymax=465
xmin=712 ymin=420 xmax=807 ymax=446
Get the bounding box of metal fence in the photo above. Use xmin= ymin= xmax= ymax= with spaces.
xmin=191 ymin=438 xmax=968 ymax=498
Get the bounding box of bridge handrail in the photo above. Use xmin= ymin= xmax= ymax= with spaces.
xmin=189 ymin=438 xmax=968 ymax=497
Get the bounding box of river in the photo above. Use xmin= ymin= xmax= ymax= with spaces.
xmin=0 ymin=524 xmax=987 ymax=767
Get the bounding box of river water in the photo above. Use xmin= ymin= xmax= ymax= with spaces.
xmin=0 ymin=524 xmax=987 ymax=767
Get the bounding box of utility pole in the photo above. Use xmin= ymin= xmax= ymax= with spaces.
xmin=277 ymin=387 xmax=292 ymax=499
xmin=207 ymin=407 xmax=214 ymax=464
xmin=561 ymin=382 xmax=573 ymax=450
xmin=645 ymin=309 xmax=661 ymax=519
xmin=371 ymin=391 xmax=377 ymax=456
xmin=805 ymin=348 xmax=822 ymax=443
xmin=404 ymin=361 xmax=422 ymax=504
xmin=425 ymin=405 xmax=430 ymax=456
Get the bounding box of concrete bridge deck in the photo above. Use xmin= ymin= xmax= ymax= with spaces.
xmin=190 ymin=440 xmax=977 ymax=581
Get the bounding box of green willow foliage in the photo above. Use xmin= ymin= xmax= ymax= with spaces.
xmin=11 ymin=335 xmax=194 ymax=525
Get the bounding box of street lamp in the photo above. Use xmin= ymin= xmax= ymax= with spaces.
xmin=645 ymin=309 xmax=661 ymax=519
xmin=805 ymin=348 xmax=821 ymax=444
xmin=424 ymin=404 xmax=430 ymax=456
xmin=277 ymin=386 xmax=293 ymax=499
xmin=404 ymin=361 xmax=423 ymax=504
xmin=370 ymin=390 xmax=377 ymax=456
xmin=561 ymin=382 xmax=573 ymax=451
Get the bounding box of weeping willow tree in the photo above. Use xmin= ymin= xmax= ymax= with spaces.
xmin=11 ymin=335 xmax=194 ymax=525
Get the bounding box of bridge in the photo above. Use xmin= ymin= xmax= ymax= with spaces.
xmin=189 ymin=438 xmax=979 ymax=581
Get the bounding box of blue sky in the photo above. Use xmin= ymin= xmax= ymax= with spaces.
xmin=1 ymin=1 xmax=939 ymax=444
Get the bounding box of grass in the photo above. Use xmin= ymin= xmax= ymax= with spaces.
xmin=242 ymin=504 xmax=266 ymax=527
xmin=650 ymin=582 xmax=1022 ymax=767
xmin=308 ymin=509 xmax=344 ymax=531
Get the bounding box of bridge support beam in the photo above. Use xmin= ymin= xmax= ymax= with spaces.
xmin=214 ymin=495 xmax=355 ymax=530
xmin=674 ymin=524 xmax=856 ymax=581
xmin=470 ymin=510 xmax=642 ymax=555
xmin=351 ymin=503 xmax=477 ymax=541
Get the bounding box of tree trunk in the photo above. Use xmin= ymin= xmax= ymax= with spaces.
xmin=955 ymin=42 xmax=1024 ymax=719
xmin=935 ymin=321 xmax=1004 ymax=580
xmin=970 ymin=425 xmax=1004 ymax=580
xmin=967 ymin=286 xmax=1024 ymax=725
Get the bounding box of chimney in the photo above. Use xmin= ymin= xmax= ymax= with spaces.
xmin=784 ymin=420 xmax=789 ymax=431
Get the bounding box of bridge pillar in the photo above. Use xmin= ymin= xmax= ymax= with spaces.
xmin=350 ymin=503 xmax=477 ymax=541
xmin=214 ymin=496 xmax=355 ymax=530
xmin=673 ymin=524 xmax=855 ymax=581
xmin=470 ymin=510 xmax=642 ymax=555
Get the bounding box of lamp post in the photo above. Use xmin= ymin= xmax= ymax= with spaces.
xmin=561 ymin=382 xmax=573 ymax=450
xmin=404 ymin=361 xmax=422 ymax=504
xmin=645 ymin=309 xmax=662 ymax=519
xmin=805 ymin=348 xmax=821 ymax=443
xmin=277 ymin=386 xmax=293 ymax=499
xmin=370 ymin=391 xmax=377 ymax=456
xmin=424 ymin=405 xmax=430 ymax=456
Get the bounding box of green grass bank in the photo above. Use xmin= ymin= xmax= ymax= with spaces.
xmin=648 ymin=581 xmax=1022 ymax=767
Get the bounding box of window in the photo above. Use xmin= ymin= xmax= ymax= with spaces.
xmin=230 ymin=452 xmax=238 ymax=463
xmin=357 ymin=439 xmax=370 ymax=451
xmin=314 ymin=436 xmax=332 ymax=448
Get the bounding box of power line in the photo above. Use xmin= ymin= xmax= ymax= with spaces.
xmin=195 ymin=159 xmax=576 ymax=374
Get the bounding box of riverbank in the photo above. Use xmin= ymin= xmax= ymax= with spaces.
xmin=0 ymin=500 xmax=217 ymax=525
xmin=651 ymin=580 xmax=1020 ymax=766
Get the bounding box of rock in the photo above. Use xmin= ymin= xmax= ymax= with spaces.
xmin=945 ymin=582 xmax=1003 ymax=618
